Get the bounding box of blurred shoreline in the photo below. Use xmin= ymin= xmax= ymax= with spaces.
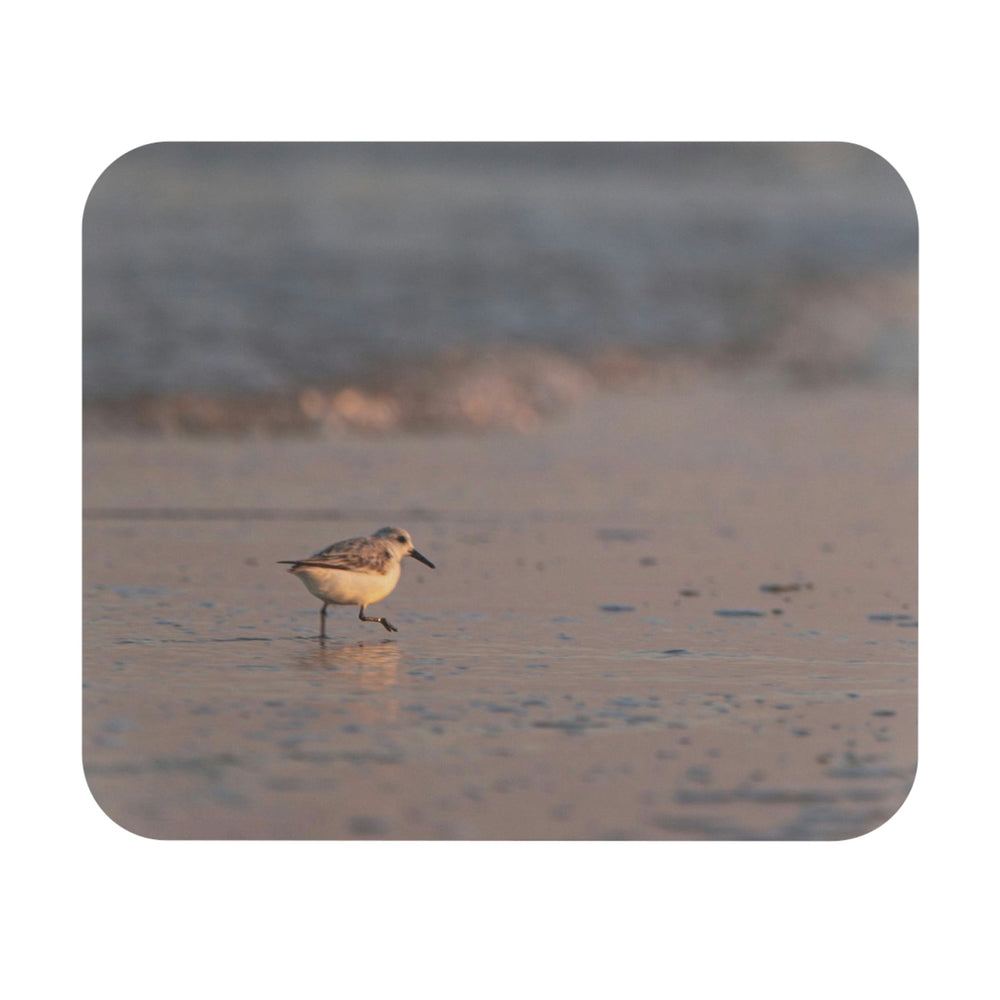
xmin=83 ymin=143 xmax=916 ymax=438
xmin=83 ymin=266 xmax=915 ymax=439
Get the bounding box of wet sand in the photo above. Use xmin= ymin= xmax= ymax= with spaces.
xmin=82 ymin=379 xmax=917 ymax=839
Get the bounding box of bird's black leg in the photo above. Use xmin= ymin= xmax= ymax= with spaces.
xmin=319 ymin=602 xmax=329 ymax=639
xmin=359 ymin=605 xmax=398 ymax=633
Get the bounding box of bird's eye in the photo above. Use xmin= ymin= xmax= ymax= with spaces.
xmin=396 ymin=534 xmax=406 ymax=543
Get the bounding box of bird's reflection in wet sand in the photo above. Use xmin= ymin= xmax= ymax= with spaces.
xmin=291 ymin=639 xmax=402 ymax=723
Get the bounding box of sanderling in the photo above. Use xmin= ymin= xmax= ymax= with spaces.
xmin=279 ymin=526 xmax=435 ymax=638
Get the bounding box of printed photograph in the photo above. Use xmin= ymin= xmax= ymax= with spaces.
xmin=82 ymin=142 xmax=917 ymax=839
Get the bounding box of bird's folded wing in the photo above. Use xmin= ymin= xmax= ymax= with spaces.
xmin=285 ymin=555 xmax=364 ymax=572
xmin=283 ymin=538 xmax=394 ymax=573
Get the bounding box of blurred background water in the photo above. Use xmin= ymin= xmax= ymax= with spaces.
xmin=83 ymin=142 xmax=917 ymax=434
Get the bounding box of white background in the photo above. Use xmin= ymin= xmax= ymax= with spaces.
xmin=5 ymin=3 xmax=991 ymax=996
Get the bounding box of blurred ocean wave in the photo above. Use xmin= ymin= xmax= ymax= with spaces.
xmin=83 ymin=142 xmax=916 ymax=435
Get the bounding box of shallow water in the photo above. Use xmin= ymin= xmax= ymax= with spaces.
xmin=83 ymin=511 xmax=916 ymax=840
xmin=82 ymin=383 xmax=916 ymax=839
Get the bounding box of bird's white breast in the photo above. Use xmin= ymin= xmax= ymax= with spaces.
xmin=292 ymin=560 xmax=402 ymax=606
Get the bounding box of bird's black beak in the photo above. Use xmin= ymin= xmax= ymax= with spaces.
xmin=410 ymin=549 xmax=435 ymax=569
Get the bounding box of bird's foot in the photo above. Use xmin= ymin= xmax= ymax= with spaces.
xmin=360 ymin=611 xmax=398 ymax=632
